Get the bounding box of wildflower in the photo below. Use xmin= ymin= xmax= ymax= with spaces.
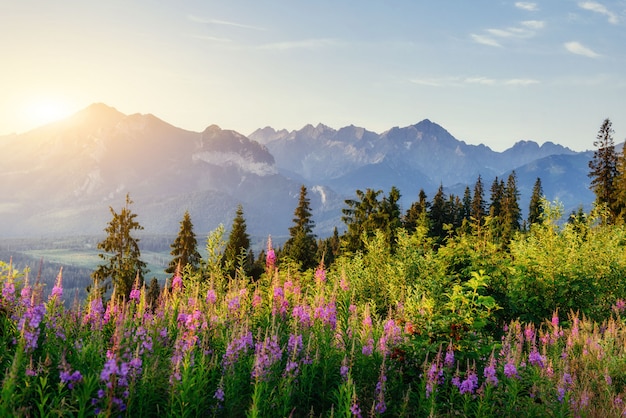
xmin=252 ymin=289 xmax=262 ymax=308
xmin=350 ymin=402 xmax=362 ymax=417
xmin=50 ymin=268 xmax=63 ymax=300
xmin=292 ymin=304 xmax=312 ymax=327
xmin=524 ymin=324 xmax=535 ymax=344
xmin=287 ymin=333 xmax=303 ymax=355
xmin=171 ymin=275 xmax=183 ymax=291
xmin=314 ymin=266 xmax=326 ymax=283
xmin=484 ymin=356 xmax=498 ymax=386
xmin=529 ymin=348 xmax=545 ymax=368
xmin=129 ymin=288 xmax=141 ymax=302
xmin=60 ymin=370 xmax=83 ymax=390
xmin=444 ymin=343 xmax=455 ymax=368
xmin=206 ymin=288 xmax=217 ymax=304
xmin=340 ymin=364 xmax=350 ymax=380
xmin=362 ymin=338 xmax=374 ymax=356
xmin=459 ymin=369 xmax=479 ymax=395
xmin=251 ymin=334 xmax=283 ymax=380
xmin=2 ymin=279 xmax=15 ymax=305
xmin=222 ymin=331 xmax=254 ymax=368
xmin=340 ymin=276 xmax=349 ymax=291
xmin=504 ymin=362 xmax=518 ymax=379
xmin=214 ymin=387 xmax=225 ymax=403
xmin=266 ymin=236 xmax=276 ymax=270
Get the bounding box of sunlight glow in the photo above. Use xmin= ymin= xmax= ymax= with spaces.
xmin=22 ymin=99 xmax=73 ymax=129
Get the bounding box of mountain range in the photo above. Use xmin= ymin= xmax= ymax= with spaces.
xmin=0 ymin=103 xmax=596 ymax=240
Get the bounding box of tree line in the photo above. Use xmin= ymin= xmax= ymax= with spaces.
xmin=91 ymin=117 xmax=620 ymax=302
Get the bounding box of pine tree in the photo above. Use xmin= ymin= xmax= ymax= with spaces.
xmin=471 ymin=175 xmax=486 ymax=226
xmin=404 ymin=189 xmax=429 ymax=232
xmin=91 ymin=194 xmax=147 ymax=299
xmin=589 ymin=118 xmax=618 ymax=220
xmin=502 ymin=171 xmax=522 ymax=240
xmin=342 ymin=188 xmax=383 ymax=253
xmin=428 ymin=185 xmax=448 ymax=241
xmin=381 ymin=186 xmax=402 ymax=251
xmin=284 ymin=185 xmax=318 ymax=270
xmin=528 ymin=177 xmax=544 ymax=225
xmin=223 ymin=204 xmax=252 ymax=278
xmin=166 ymin=210 xmax=201 ymax=276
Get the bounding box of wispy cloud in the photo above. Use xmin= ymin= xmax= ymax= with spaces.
xmin=471 ymin=34 xmax=501 ymax=47
xmin=578 ymin=1 xmax=619 ymax=24
xmin=515 ymin=2 xmax=539 ymax=11
xmin=187 ymin=15 xmax=266 ymax=31
xmin=410 ymin=76 xmax=539 ymax=87
xmin=521 ymin=20 xmax=545 ymax=30
xmin=505 ymin=78 xmax=540 ymax=86
xmin=473 ymin=20 xmax=544 ymax=46
xmin=257 ymin=38 xmax=341 ymax=51
xmin=564 ymin=41 xmax=600 ymax=58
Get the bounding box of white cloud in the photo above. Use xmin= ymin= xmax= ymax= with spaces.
xmin=465 ymin=77 xmax=497 ymax=85
xmin=564 ymin=41 xmax=600 ymax=58
xmin=521 ymin=20 xmax=545 ymax=30
xmin=515 ymin=2 xmax=539 ymax=11
xmin=471 ymin=33 xmax=501 ymax=47
xmin=504 ymin=78 xmax=540 ymax=85
xmin=475 ymin=20 xmax=544 ymax=45
xmin=578 ymin=1 xmax=619 ymax=24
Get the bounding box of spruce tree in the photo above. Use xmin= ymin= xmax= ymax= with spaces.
xmin=528 ymin=177 xmax=544 ymax=225
xmin=92 ymin=194 xmax=147 ymax=299
xmin=502 ymin=171 xmax=522 ymax=240
xmin=223 ymin=204 xmax=252 ymax=278
xmin=381 ymin=186 xmax=402 ymax=251
xmin=166 ymin=210 xmax=201 ymax=276
xmin=588 ymin=118 xmax=618 ymax=220
xmin=284 ymin=185 xmax=318 ymax=270
xmin=342 ymin=188 xmax=383 ymax=253
xmin=428 ymin=185 xmax=448 ymax=241
xmin=404 ymin=189 xmax=429 ymax=232
xmin=471 ymin=175 xmax=486 ymax=226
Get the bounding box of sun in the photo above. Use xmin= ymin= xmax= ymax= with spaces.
xmin=22 ymin=98 xmax=74 ymax=129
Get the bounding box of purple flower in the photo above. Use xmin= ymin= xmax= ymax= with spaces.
xmin=49 ymin=268 xmax=63 ymax=300
xmin=172 ymin=275 xmax=183 ymax=291
xmin=350 ymin=402 xmax=362 ymax=417
xmin=2 ymin=280 xmax=15 ymax=305
xmin=266 ymin=236 xmax=276 ymax=270
xmin=100 ymin=358 xmax=119 ymax=382
xmin=484 ymin=357 xmax=498 ymax=386
xmin=206 ymin=289 xmax=217 ymax=304
xmin=529 ymin=349 xmax=545 ymax=368
xmin=129 ymin=288 xmax=141 ymax=302
xmin=251 ymin=334 xmax=283 ymax=380
xmin=340 ymin=364 xmax=349 ymax=380
xmin=214 ymin=387 xmax=225 ymax=403
xmin=314 ymin=266 xmax=326 ymax=283
xmin=362 ymin=338 xmax=374 ymax=356
xmin=504 ymin=362 xmax=518 ymax=379
xmin=292 ymin=305 xmax=312 ymax=327
xmin=459 ymin=370 xmax=479 ymax=395
xmin=444 ymin=344 xmax=455 ymax=368
xmin=287 ymin=334 xmax=303 ymax=355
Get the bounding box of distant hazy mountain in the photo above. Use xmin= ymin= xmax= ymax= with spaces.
xmin=0 ymin=103 xmax=594 ymax=239
xmin=249 ymin=119 xmax=578 ymax=199
xmin=0 ymin=104 xmax=328 ymax=238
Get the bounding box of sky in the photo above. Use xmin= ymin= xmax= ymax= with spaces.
xmin=1 ymin=1 xmax=625 ymax=151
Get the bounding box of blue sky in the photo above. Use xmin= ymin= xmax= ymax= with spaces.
xmin=1 ymin=0 xmax=625 ymax=151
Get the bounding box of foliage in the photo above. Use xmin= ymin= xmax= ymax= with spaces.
xmin=589 ymin=117 xmax=618 ymax=221
xmin=283 ymin=185 xmax=318 ymax=271
xmin=91 ymin=194 xmax=147 ymax=299
xmin=166 ymin=210 xmax=201 ymax=276
xmin=222 ymin=204 xmax=252 ymax=279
